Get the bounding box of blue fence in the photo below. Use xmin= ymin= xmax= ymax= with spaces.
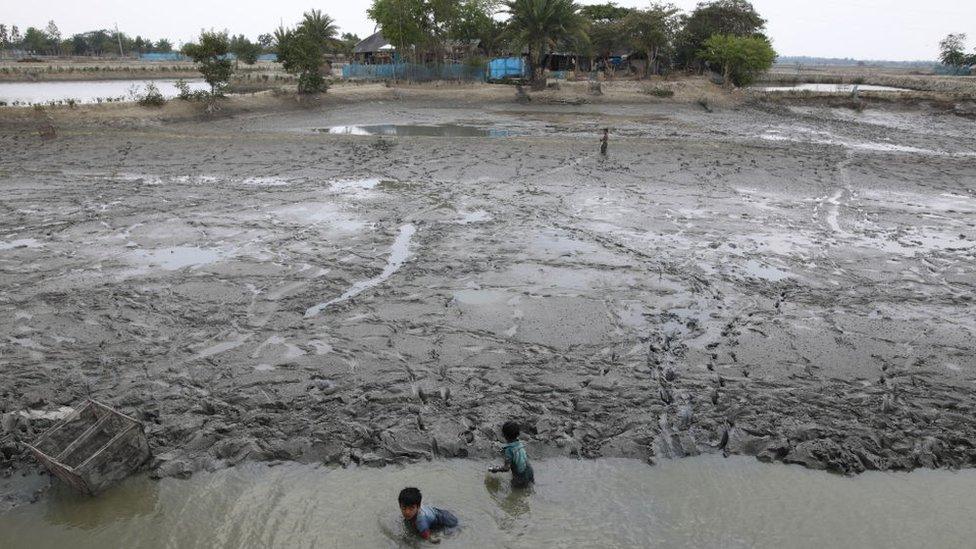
xmin=488 ymin=57 xmax=528 ymax=81
xmin=343 ymin=62 xmax=486 ymax=82
xmin=140 ymin=53 xmax=187 ymax=61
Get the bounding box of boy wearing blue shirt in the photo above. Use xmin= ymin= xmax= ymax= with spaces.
xmin=398 ymin=487 xmax=458 ymax=543
xmin=489 ymin=421 xmax=535 ymax=488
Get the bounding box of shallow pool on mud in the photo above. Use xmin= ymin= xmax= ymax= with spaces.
xmin=2 ymin=456 xmax=976 ymax=548
xmin=320 ymin=124 xmax=517 ymax=138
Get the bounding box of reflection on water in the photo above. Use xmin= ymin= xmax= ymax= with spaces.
xmin=757 ymin=83 xmax=910 ymax=93
xmin=320 ymin=124 xmax=516 ymax=137
xmin=3 ymin=456 xmax=976 ymax=548
xmin=0 ymin=79 xmax=209 ymax=105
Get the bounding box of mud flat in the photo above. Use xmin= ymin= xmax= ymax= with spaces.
xmin=1 ymin=86 xmax=975 ymax=509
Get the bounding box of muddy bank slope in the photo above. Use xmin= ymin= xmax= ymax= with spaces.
xmin=1 ymin=96 xmax=975 ymax=507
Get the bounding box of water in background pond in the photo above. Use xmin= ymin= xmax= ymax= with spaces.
xmin=0 ymin=79 xmax=209 ymax=106
xmin=2 ymin=455 xmax=975 ymax=548
xmin=757 ymin=83 xmax=911 ymax=93
xmin=321 ymin=124 xmax=517 ymax=137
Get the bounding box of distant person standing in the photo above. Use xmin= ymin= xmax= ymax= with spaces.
xmin=600 ymin=128 xmax=609 ymax=156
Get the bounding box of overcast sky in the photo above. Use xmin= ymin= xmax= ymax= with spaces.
xmin=5 ymin=0 xmax=975 ymax=61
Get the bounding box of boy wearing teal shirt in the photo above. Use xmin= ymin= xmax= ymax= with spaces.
xmin=489 ymin=421 xmax=535 ymax=488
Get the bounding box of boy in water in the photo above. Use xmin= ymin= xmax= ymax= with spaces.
xmin=398 ymin=487 xmax=459 ymax=543
xmin=488 ymin=421 xmax=535 ymax=488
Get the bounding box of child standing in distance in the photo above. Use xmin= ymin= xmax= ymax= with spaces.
xmin=600 ymin=128 xmax=609 ymax=156
xmin=488 ymin=421 xmax=535 ymax=488
xmin=398 ymin=487 xmax=459 ymax=543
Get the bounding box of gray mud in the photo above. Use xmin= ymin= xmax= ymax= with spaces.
xmin=1 ymin=97 xmax=975 ymax=508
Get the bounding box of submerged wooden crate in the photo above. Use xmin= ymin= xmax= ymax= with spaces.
xmin=25 ymin=400 xmax=151 ymax=495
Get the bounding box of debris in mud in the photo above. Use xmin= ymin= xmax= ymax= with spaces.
xmin=25 ymin=400 xmax=151 ymax=495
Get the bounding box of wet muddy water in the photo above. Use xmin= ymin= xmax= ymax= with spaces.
xmin=3 ymin=456 xmax=976 ymax=548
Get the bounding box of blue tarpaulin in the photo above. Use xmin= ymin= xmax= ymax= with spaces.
xmin=488 ymin=57 xmax=528 ymax=81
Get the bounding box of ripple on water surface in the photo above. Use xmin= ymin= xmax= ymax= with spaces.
xmin=2 ymin=456 xmax=976 ymax=548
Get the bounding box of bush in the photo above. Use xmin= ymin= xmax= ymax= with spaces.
xmin=644 ymin=86 xmax=675 ymax=97
xmin=175 ymin=79 xmax=192 ymax=100
xmin=136 ymin=83 xmax=166 ymax=107
xmin=700 ymin=34 xmax=777 ymax=87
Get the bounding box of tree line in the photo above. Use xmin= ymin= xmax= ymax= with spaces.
xmin=0 ymin=21 xmax=175 ymax=56
xmin=365 ymin=0 xmax=777 ymax=89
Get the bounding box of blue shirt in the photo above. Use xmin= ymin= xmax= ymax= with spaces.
xmin=414 ymin=505 xmax=458 ymax=534
xmin=503 ymin=441 xmax=529 ymax=474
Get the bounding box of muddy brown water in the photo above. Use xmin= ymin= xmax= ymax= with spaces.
xmin=2 ymin=456 xmax=976 ymax=548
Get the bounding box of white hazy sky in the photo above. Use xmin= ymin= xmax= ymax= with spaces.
xmin=5 ymin=0 xmax=975 ymax=61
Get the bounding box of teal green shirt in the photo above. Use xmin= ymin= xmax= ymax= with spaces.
xmin=503 ymin=441 xmax=529 ymax=474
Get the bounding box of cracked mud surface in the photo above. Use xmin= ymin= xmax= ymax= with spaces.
xmin=1 ymin=97 xmax=975 ymax=506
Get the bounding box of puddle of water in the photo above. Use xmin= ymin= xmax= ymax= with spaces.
xmin=456 ymin=210 xmax=492 ymax=224
xmin=125 ymin=246 xmax=225 ymax=271
xmin=193 ymin=333 xmax=249 ymax=361
xmin=0 ymin=79 xmax=209 ymax=106
xmin=320 ymin=124 xmax=515 ymax=138
xmin=3 ymin=456 xmax=976 ymax=548
xmin=272 ymin=203 xmax=366 ymax=232
xmin=739 ymin=259 xmax=792 ymax=281
xmin=757 ymin=83 xmax=910 ymax=93
xmin=305 ymin=224 xmax=416 ymax=317
xmin=0 ymin=238 xmax=41 ymax=251
xmin=759 ymin=128 xmax=975 ymax=157
xmin=329 ymin=178 xmax=382 ymax=192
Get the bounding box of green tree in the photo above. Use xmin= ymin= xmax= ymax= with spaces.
xmin=579 ymin=2 xmax=632 ymax=23
xmin=46 ymin=21 xmax=61 ymax=54
xmin=10 ymin=26 xmax=22 ymax=48
xmin=338 ymin=32 xmax=361 ymax=56
xmin=276 ymin=10 xmax=339 ymax=94
xmin=939 ymin=34 xmax=969 ymax=72
xmin=230 ymin=34 xmax=262 ymax=65
xmin=23 ymin=27 xmax=50 ymax=54
xmin=156 ymin=39 xmax=173 ymax=53
xmin=368 ymin=0 xmax=492 ymax=62
xmin=257 ymin=33 xmax=275 ymax=51
xmin=182 ymin=30 xmax=234 ymax=95
xmin=0 ymin=25 xmax=9 ymax=50
xmin=624 ymin=3 xmax=680 ymax=78
xmin=700 ymin=34 xmax=775 ymax=87
xmin=301 ymin=9 xmax=340 ymax=51
xmin=580 ymin=4 xmax=631 ymax=73
xmin=503 ymin=0 xmax=588 ymax=89
xmin=675 ymin=0 xmax=765 ymax=70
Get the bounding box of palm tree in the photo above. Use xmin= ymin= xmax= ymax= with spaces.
xmin=301 ymin=9 xmax=340 ymax=51
xmin=504 ymin=0 xmax=588 ymax=89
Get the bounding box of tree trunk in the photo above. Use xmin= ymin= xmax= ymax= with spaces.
xmin=723 ymin=62 xmax=732 ymax=89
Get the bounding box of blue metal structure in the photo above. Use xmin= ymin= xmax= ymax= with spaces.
xmin=487 ymin=57 xmax=528 ymax=81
